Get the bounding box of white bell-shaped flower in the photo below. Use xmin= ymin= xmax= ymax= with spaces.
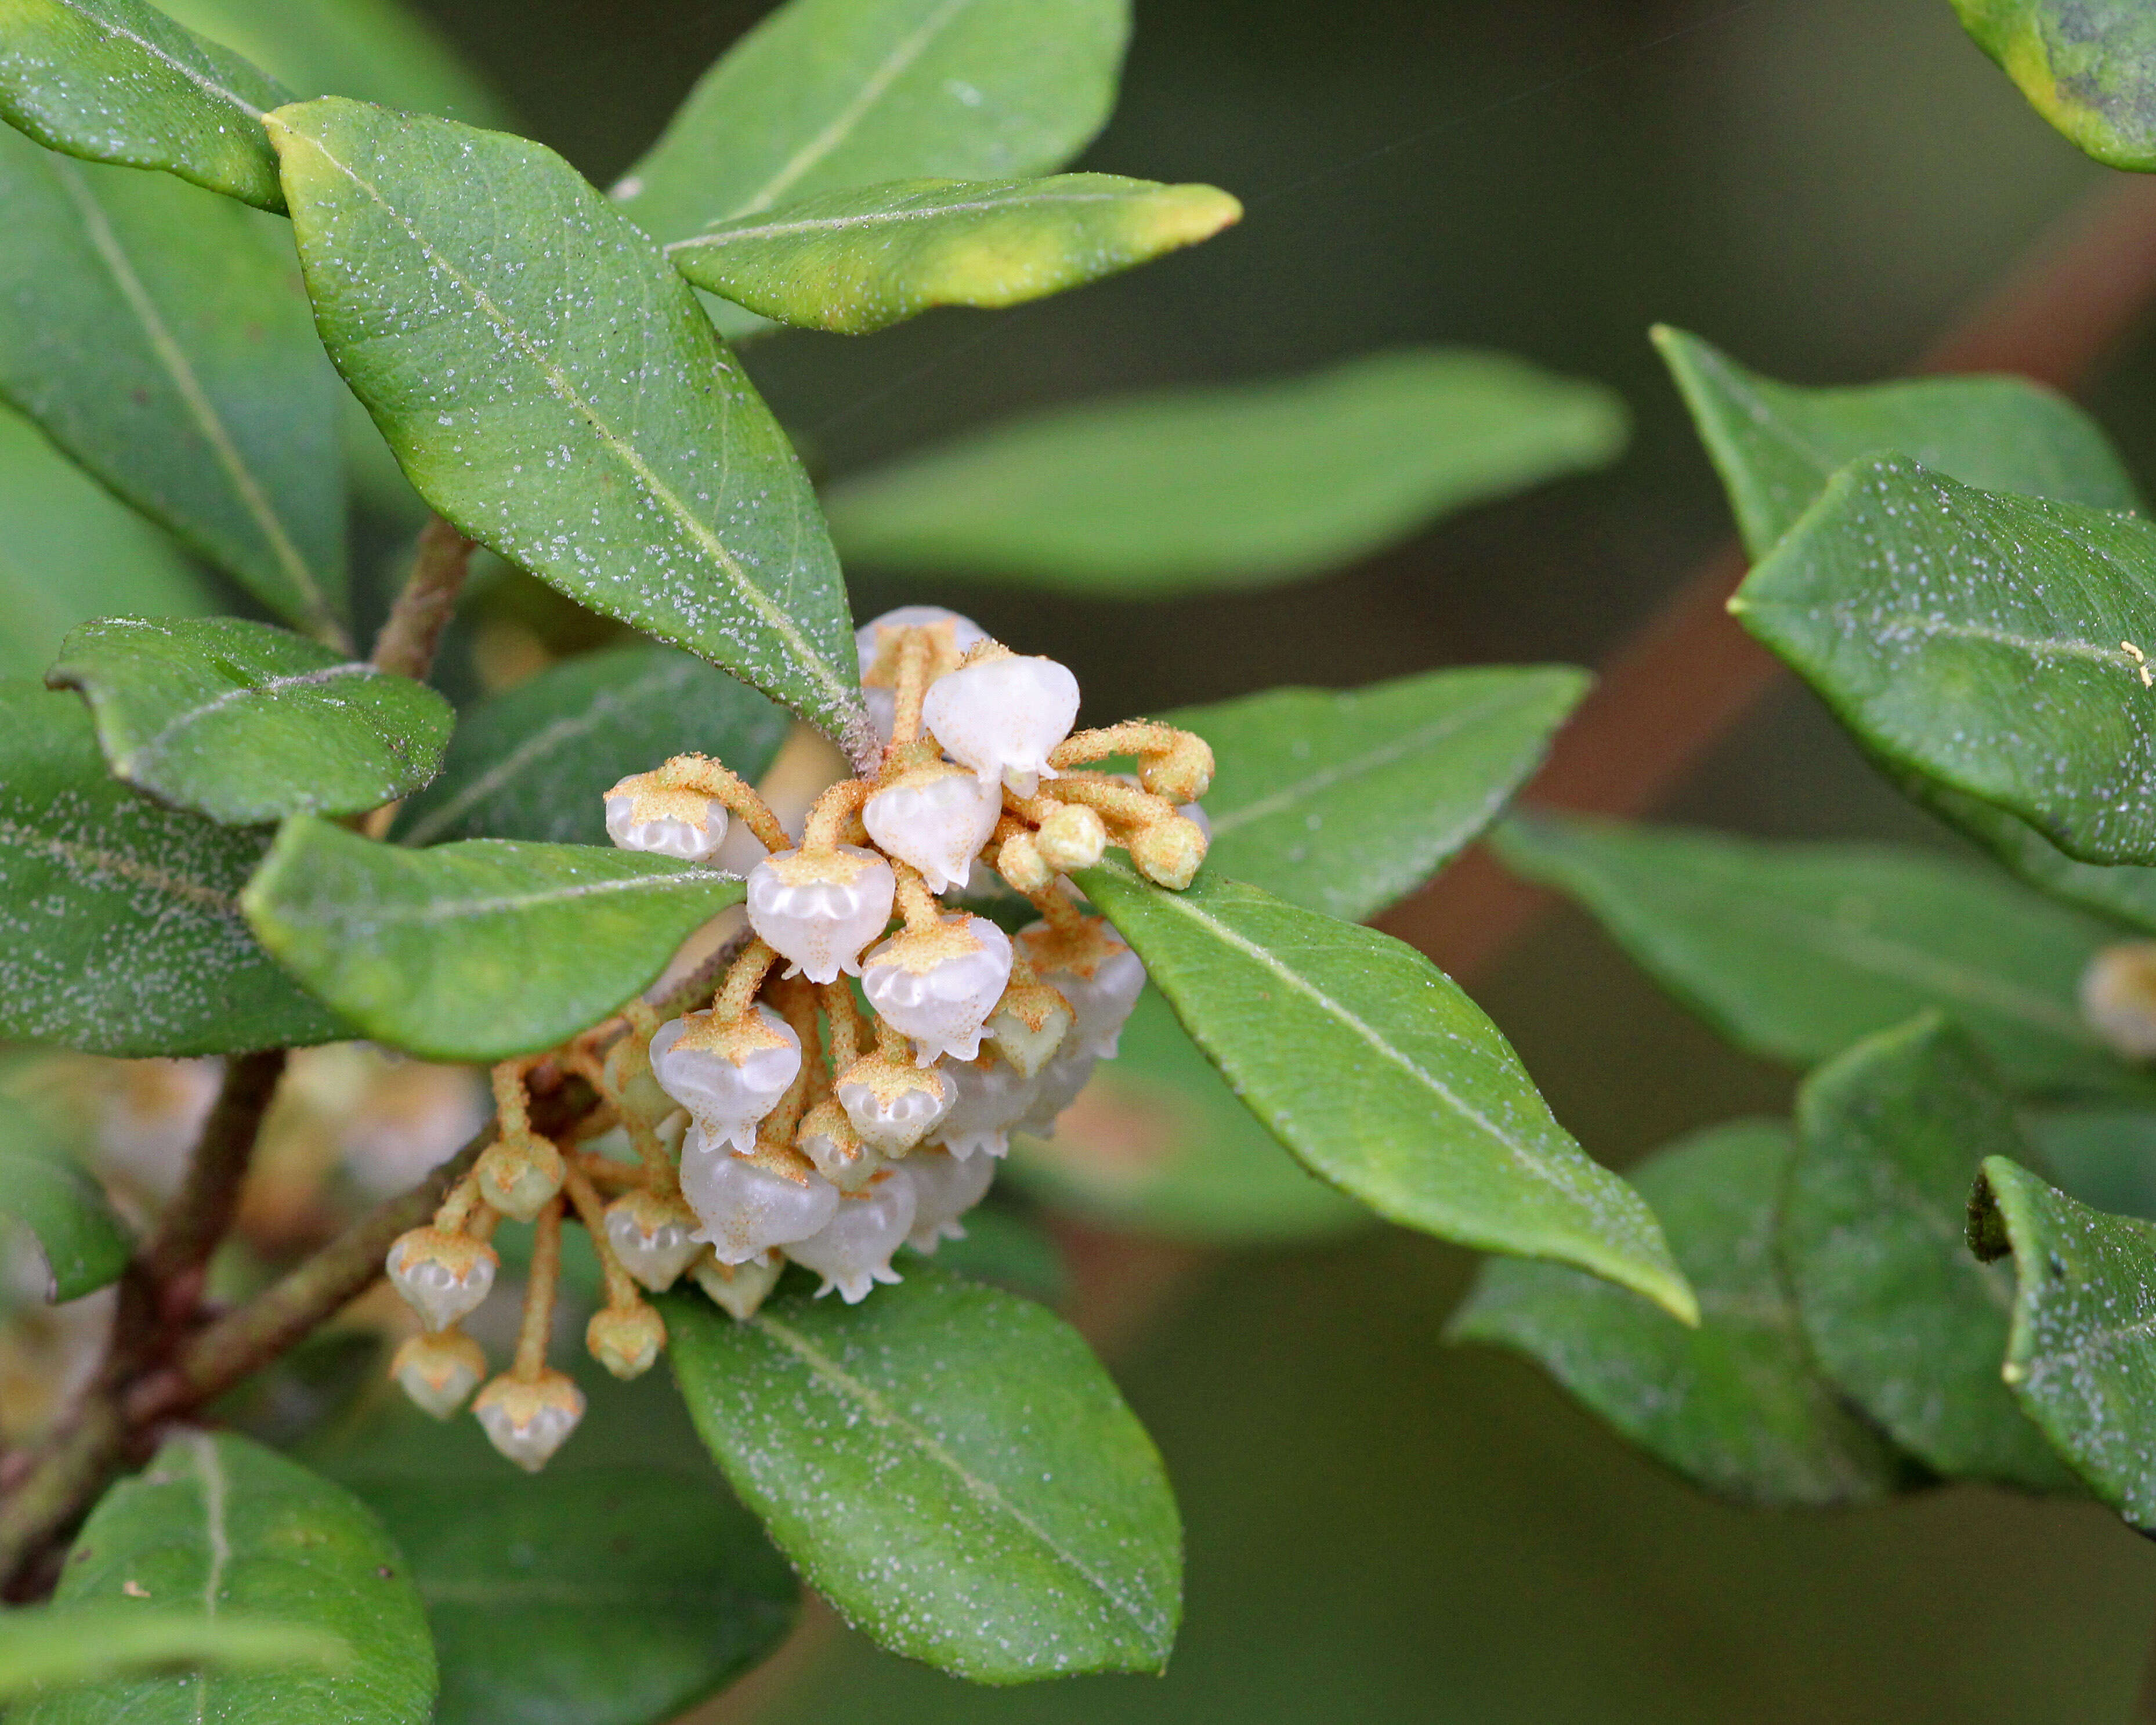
xmin=679 ymin=1134 xmax=840 ymax=1264
xmin=903 ymin=1147 xmax=997 ymax=1251
xmin=602 ymin=1190 xmax=704 ymax=1292
xmin=933 ymin=1053 xmax=1037 ymax=1160
xmin=603 ymin=783 xmax=728 ymax=862
xmin=1016 ymin=917 xmax=1146 ymax=1059
xmin=923 ymin=654 xmax=1081 ymax=797
xmin=746 ymin=845 xmax=895 ymax=983
xmin=691 ymin=1247 xmax=784 ymax=1321
xmin=1019 ymin=1044 xmax=1099 ymax=1137
xmin=785 ymin=1168 xmax=917 ymax=1303
xmin=473 ymin=1369 xmax=585 ymax=1472
xmin=649 ymin=1005 xmax=801 ymax=1155
xmin=862 ymin=913 xmax=1014 ymax=1065
xmin=835 ymin=1053 xmax=953 ymax=1153
xmin=983 ymin=980 xmax=1074 ymax=1078
xmin=856 ymin=606 xmax=987 ymax=744
xmin=391 ymin=1329 xmax=487 ymax=1419
xmin=797 ymin=1095 xmax=882 ymax=1190
xmin=385 ymin=1225 xmax=498 ymax=1332
xmin=862 ymin=761 xmax=1001 ymax=892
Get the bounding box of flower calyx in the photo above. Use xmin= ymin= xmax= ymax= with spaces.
xmin=651 ymin=1002 xmax=802 ymax=1156
xmin=385 ymin=1224 xmax=498 ymax=1333
xmin=391 ymin=1328 xmax=487 ymax=1419
xmin=862 ymin=911 xmax=1014 ymax=1065
xmin=747 ymin=842 xmax=896 ymax=983
xmin=473 ymin=1369 xmax=585 ymax=1472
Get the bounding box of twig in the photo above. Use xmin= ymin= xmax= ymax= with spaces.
xmin=370 ymin=514 xmax=476 ymax=684
xmin=139 ymin=1051 xmax=285 ymax=1297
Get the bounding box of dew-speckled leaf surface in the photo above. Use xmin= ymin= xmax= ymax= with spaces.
xmin=1655 ymin=325 xmax=2139 ymax=560
xmin=614 ymin=0 xmax=1128 ymax=253
xmin=825 ymin=349 xmax=1627 ymax=595
xmin=669 ymin=175 xmax=1238 ymax=334
xmin=1076 ymin=860 xmax=1695 ymax=1319
xmin=0 ymin=130 xmax=348 ymax=638
xmin=0 ymin=1603 xmax=346 ymax=1702
xmin=395 ymin=642 xmax=788 ymax=847
xmin=1493 ymin=812 xmax=2135 ymax=1095
xmin=1450 ymin=1120 xmax=1905 ymax=1507
xmin=0 ymin=1105 xmax=129 ymax=1301
xmin=1970 ymin=1158 xmax=2156 ymax=1526
xmin=1952 ymin=0 xmax=2156 ymax=171
xmin=1735 ymin=457 xmax=2156 ymax=867
xmin=267 ymin=100 xmax=866 ymax=750
xmin=0 ymin=0 xmax=291 ymax=208
xmin=1787 ymin=1014 xmax=2076 ymax=1491
xmin=49 ymin=616 xmax=451 ymax=824
xmin=1007 ymin=984 xmax=1368 ymax=1243
xmin=0 ymin=680 xmax=345 ymax=1055
xmin=20 ymin=1431 xmax=433 ymax=1725
xmin=0 ymin=403 xmax=214 ymax=677
xmin=241 ymin=816 xmax=746 ymax=1062
xmin=1167 ymin=665 xmax=1588 ymax=923
xmin=666 ymin=1270 xmax=1181 ymax=1683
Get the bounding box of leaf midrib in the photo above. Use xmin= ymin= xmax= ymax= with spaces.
xmin=114 ymin=660 xmax=378 ymax=775
xmin=319 ymin=864 xmax=738 ymax=928
xmin=51 ymin=0 xmax=270 ymax=120
xmin=670 ymin=187 xmax=1131 ymax=252
xmin=0 ymin=814 xmax=236 ymax=909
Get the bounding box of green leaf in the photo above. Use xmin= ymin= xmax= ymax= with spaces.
xmin=1735 ymin=456 xmax=2156 ymax=869
xmin=667 ymin=174 xmax=1238 ymax=335
xmin=2025 ymin=1106 xmax=2156 ymax=1223
xmin=395 ymin=642 xmax=788 ymax=848
xmin=0 ymin=1603 xmax=348 ymax=1702
xmin=614 ymin=0 xmax=1130 ymax=251
xmin=1168 ymin=664 xmax=1589 ymax=923
xmin=269 ymin=100 xmax=866 ymax=750
xmin=1970 ymin=1158 xmax=2156 ymax=1527
xmin=824 ymin=349 xmax=1629 ymax=595
xmin=48 ymin=616 xmax=452 ymax=824
xmin=1075 ymin=860 xmax=1696 ymax=1319
xmin=1492 ymin=812 xmax=2136 ymax=1095
xmin=0 ymin=0 xmax=292 ymax=209
xmin=1449 ymin=1120 xmax=1905 ymax=1507
xmin=1951 ymin=0 xmax=2156 ymax=171
xmin=0 ymin=679 xmax=345 ymax=1055
xmin=1007 ymin=983 xmax=1369 ymax=1243
xmin=0 ymin=129 xmax=348 ymax=639
xmin=20 ymin=1430 xmax=433 ymax=1724
xmin=1897 ymin=772 xmax=2156 ymax=937
xmin=1786 ymin=1014 xmax=2075 ymax=1491
xmin=241 ymin=816 xmax=746 ymax=1062
xmin=666 ymin=1268 xmax=1181 ymax=1683
xmin=0 ymin=402 xmax=215 ymax=677
xmin=0 ymin=1106 xmax=129 ymax=1301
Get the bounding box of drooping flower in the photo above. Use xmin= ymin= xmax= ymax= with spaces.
xmin=923 ymin=654 xmax=1081 ymax=797
xmin=649 ymin=1004 xmax=801 ymax=1155
xmin=746 ymin=844 xmax=896 ymax=983
xmin=862 ymin=912 xmax=1014 ymax=1064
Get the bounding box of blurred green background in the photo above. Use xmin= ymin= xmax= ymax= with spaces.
xmin=406 ymin=0 xmax=2156 ymax=1716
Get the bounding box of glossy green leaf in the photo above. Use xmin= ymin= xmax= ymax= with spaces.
xmin=1786 ymin=1014 xmax=2075 ymax=1491
xmin=1899 ymin=772 xmax=2156 ymax=937
xmin=0 ymin=680 xmax=345 ymax=1055
xmin=1007 ymin=984 xmax=1369 ymax=1243
xmin=667 ymin=1268 xmax=1180 ymax=1683
xmin=668 ymin=174 xmax=1238 ymax=334
xmin=1970 ymin=1158 xmax=2156 ymax=1526
xmin=270 ymin=100 xmax=867 ymax=750
xmin=1735 ymin=457 xmax=2156 ymax=868
xmin=0 ymin=131 xmax=348 ymax=639
xmin=21 ymin=1431 xmax=433 ymax=1724
xmin=0 ymin=1106 xmax=129 ymax=1301
xmin=824 ymin=349 xmax=1628 ymax=595
xmin=1654 ymin=324 xmax=2139 ymax=560
xmin=241 ymin=816 xmax=745 ymax=1062
xmin=395 ymin=642 xmax=788 ymax=848
xmin=1076 ymin=860 xmax=1696 ymax=1319
xmin=0 ymin=1604 xmax=347 ymax=1701
xmin=49 ymin=616 xmax=451 ymax=824
xmin=1167 ymin=664 xmax=1588 ymax=923
xmin=1951 ymin=0 xmax=2156 ymax=171
xmin=2024 ymin=1106 xmax=2156 ymax=1223
xmin=0 ymin=0 xmax=291 ymax=209
xmin=0 ymin=402 xmax=215 ymax=677
xmin=1492 ymin=812 xmax=2136 ymax=1095
xmin=1450 ymin=1120 xmax=1905 ymax=1507
xmin=614 ymin=0 xmax=1128 ymax=251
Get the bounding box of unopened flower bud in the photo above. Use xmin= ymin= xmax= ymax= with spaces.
xmin=603 ymin=779 xmax=728 ymax=862
xmin=903 ymin=1146 xmax=997 ymax=1250
xmin=1016 ymin=916 xmax=1146 ymax=1059
xmin=475 ymin=1130 xmax=565 ymax=1224
xmin=1128 ymin=813 xmax=1208 ymax=889
xmin=680 ymin=1135 xmax=839 ymax=1263
xmin=983 ymin=979 xmax=1073 ymax=1077
xmin=587 ymin=1301 xmax=666 ymax=1380
xmin=391 ymin=1328 xmax=487 ymax=1419
xmin=862 ymin=761 xmax=1001 ymax=892
xmin=691 ymin=1247 xmax=783 ymax=1321
xmin=1019 ymin=1045 xmax=1099 ymax=1136
xmin=2083 ymin=943 xmax=2156 ymax=1059
xmin=933 ymin=1052 xmax=1038 ymax=1159
xmin=923 ymin=654 xmax=1080 ymax=797
xmin=650 ymin=1004 xmax=801 ymax=1155
xmin=747 ymin=845 xmax=896 ymax=983
xmin=785 ymin=1169 xmax=917 ymax=1303
xmin=996 ymin=827 xmax=1054 ymax=895
xmin=1139 ymin=732 xmax=1214 ymax=802
xmin=856 ymin=606 xmax=986 ymax=744
xmin=797 ymin=1095 xmax=884 ymax=1191
xmin=386 ymin=1225 xmax=498 ymax=1332
xmin=602 ymin=1189 xmax=704 ymax=1292
xmin=862 ymin=912 xmax=1014 ymax=1065
xmin=836 ymin=1052 xmax=953 ymax=1154
xmin=1034 ymin=802 xmax=1108 ymax=873
xmin=473 ymin=1369 xmax=585 ymax=1472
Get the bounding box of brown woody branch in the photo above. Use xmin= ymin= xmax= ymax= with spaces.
xmin=370 ymin=513 xmax=476 ymax=684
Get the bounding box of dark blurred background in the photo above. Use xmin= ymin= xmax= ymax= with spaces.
xmin=408 ymin=0 xmax=2156 ymax=1716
